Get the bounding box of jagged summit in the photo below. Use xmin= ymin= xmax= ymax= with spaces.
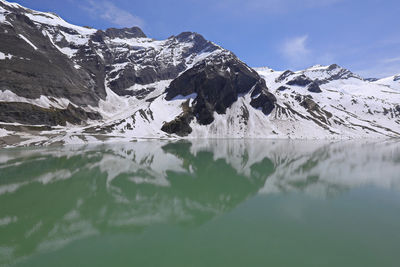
xmin=271 ymin=64 xmax=362 ymax=87
xmin=104 ymin=27 xmax=146 ymax=39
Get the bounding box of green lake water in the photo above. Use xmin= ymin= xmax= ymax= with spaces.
xmin=1 ymin=140 xmax=400 ymax=266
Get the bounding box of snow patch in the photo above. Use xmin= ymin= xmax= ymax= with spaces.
xmin=58 ymin=47 xmax=77 ymax=58
xmin=171 ymin=93 xmax=197 ymax=101
xmin=0 ymin=128 xmax=11 ymax=137
xmin=374 ymin=75 xmax=400 ymax=91
xmin=25 ymin=11 xmax=96 ymax=36
xmin=0 ymin=51 xmax=12 ymax=60
xmin=0 ymin=90 xmax=72 ymax=109
xmin=18 ymin=34 xmax=38 ymax=50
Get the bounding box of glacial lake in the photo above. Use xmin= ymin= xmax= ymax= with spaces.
xmin=1 ymin=140 xmax=400 ymax=267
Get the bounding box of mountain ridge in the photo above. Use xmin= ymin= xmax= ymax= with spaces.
xmin=1 ymin=0 xmax=400 ymax=147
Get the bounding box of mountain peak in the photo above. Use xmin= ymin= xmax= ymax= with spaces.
xmin=302 ymin=63 xmax=361 ymax=83
xmin=104 ymin=26 xmax=146 ymax=39
xmin=0 ymin=0 xmax=24 ymax=9
xmin=175 ymin=31 xmax=206 ymax=42
xmin=306 ymin=64 xmax=328 ymax=70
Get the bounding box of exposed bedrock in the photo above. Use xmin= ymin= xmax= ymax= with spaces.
xmin=163 ymin=56 xmax=276 ymax=135
xmin=0 ymin=102 xmax=102 ymax=126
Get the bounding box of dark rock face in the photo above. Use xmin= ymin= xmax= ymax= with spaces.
xmin=394 ymin=75 xmax=400 ymax=82
xmin=0 ymin=5 xmax=101 ymax=106
xmin=250 ymin=92 xmax=276 ymax=115
xmin=161 ymin=115 xmax=194 ymax=136
xmin=175 ymin=32 xmax=218 ymax=56
xmin=277 ymin=86 xmax=289 ymax=91
xmin=105 ymin=27 xmax=146 ymax=39
xmin=161 ymin=101 xmax=194 ymax=136
xmin=165 ymin=55 xmax=276 ymax=127
xmin=286 ymin=75 xmax=313 ymax=86
xmin=275 ymin=70 xmax=294 ymax=83
xmin=307 ymin=82 xmax=322 ymax=93
xmin=298 ymin=96 xmax=333 ymax=124
xmin=300 ymin=97 xmax=318 ymax=110
xmin=102 ymin=32 xmax=220 ymax=97
xmin=0 ymin=102 xmax=101 ymax=126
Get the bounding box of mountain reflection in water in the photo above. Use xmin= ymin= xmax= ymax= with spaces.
xmin=0 ymin=139 xmax=400 ymax=266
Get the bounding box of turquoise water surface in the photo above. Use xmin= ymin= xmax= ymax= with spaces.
xmin=1 ymin=140 xmax=400 ymax=266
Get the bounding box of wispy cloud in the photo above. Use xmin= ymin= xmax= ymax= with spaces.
xmin=215 ymin=0 xmax=343 ymax=14
xmin=279 ymin=35 xmax=336 ymax=70
xmin=382 ymin=57 xmax=400 ymax=64
xmin=82 ymin=0 xmax=144 ymax=28
xmin=281 ymin=35 xmax=311 ymax=68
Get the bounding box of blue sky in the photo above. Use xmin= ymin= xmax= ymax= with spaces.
xmin=13 ymin=0 xmax=400 ymax=78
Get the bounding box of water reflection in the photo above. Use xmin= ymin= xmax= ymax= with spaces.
xmin=0 ymin=139 xmax=400 ymax=266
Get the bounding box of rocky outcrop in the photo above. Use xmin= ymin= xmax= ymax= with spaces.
xmin=161 ymin=100 xmax=194 ymax=136
xmin=307 ymin=82 xmax=322 ymax=93
xmin=249 ymin=92 xmax=276 ymax=115
xmin=275 ymin=70 xmax=294 ymax=83
xmin=165 ymin=54 xmax=276 ymax=128
xmin=277 ymin=86 xmax=289 ymax=91
xmin=104 ymin=27 xmax=146 ymax=39
xmin=0 ymin=102 xmax=101 ymax=126
xmin=286 ymin=75 xmax=313 ymax=86
xmin=0 ymin=3 xmax=101 ymax=106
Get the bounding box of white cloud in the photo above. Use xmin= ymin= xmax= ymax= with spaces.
xmin=382 ymin=57 xmax=400 ymax=64
xmin=83 ymin=0 xmax=144 ymax=28
xmin=282 ymin=35 xmax=310 ymax=58
xmin=279 ymin=35 xmax=336 ymax=70
xmin=281 ymin=35 xmax=311 ymax=68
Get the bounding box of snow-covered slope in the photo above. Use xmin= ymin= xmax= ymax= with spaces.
xmin=1 ymin=0 xmax=400 ymax=147
xmin=253 ymin=65 xmax=400 ymax=139
xmin=373 ymin=74 xmax=400 ymax=91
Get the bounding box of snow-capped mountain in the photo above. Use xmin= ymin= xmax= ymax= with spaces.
xmin=373 ymin=74 xmax=400 ymax=91
xmin=1 ymin=0 xmax=400 ymax=147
